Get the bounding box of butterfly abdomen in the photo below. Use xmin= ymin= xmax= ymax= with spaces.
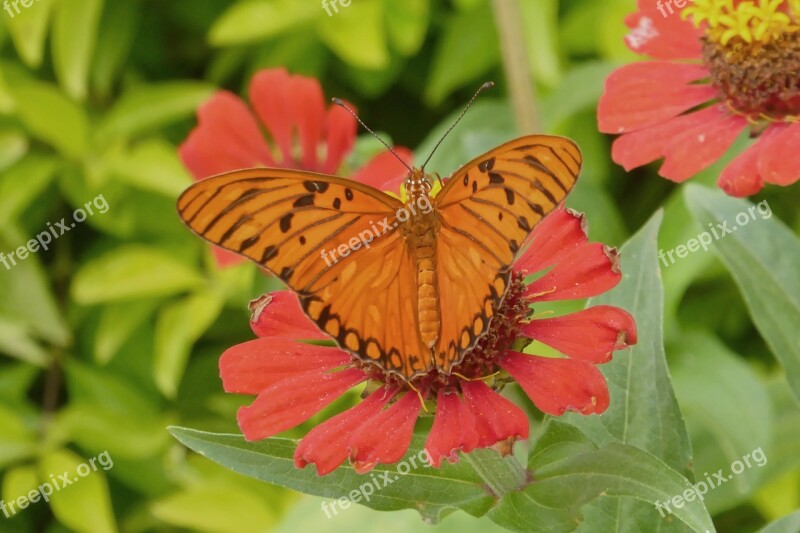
xmin=403 ymin=199 xmax=441 ymax=352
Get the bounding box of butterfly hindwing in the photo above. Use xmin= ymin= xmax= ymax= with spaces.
xmin=433 ymin=135 xmax=581 ymax=370
xmin=177 ymin=168 xmax=430 ymax=376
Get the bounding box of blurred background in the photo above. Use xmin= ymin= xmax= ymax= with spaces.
xmin=1 ymin=0 xmax=799 ymax=531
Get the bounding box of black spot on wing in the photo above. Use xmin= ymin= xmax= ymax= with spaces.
xmin=488 ymin=172 xmax=504 ymax=184
xmin=279 ymin=213 xmax=294 ymax=233
xmin=333 ymin=198 xmax=341 ymax=210
xmin=262 ymin=245 xmax=278 ymax=262
xmin=478 ymin=158 xmax=495 ymax=172
xmin=304 ymin=180 xmax=329 ymax=193
xmin=345 ymin=188 xmax=354 ymax=201
xmin=293 ymin=194 xmax=315 ymax=208
xmin=504 ymin=187 xmax=515 ymax=205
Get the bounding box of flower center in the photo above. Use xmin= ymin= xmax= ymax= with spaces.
xmin=685 ymin=0 xmax=800 ymax=121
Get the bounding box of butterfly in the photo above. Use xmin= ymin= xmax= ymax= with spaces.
xmin=177 ymin=86 xmax=581 ymax=382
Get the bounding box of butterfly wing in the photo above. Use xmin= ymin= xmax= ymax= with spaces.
xmin=177 ymin=169 xmax=434 ymax=378
xmin=433 ymin=135 xmax=582 ymax=371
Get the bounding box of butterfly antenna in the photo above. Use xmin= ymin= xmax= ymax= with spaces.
xmin=332 ymin=98 xmax=413 ymax=173
xmin=420 ymin=81 xmax=495 ymax=171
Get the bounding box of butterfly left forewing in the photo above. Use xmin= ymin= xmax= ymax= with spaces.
xmin=432 ymin=135 xmax=581 ymax=371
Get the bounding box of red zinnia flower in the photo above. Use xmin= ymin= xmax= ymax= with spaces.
xmin=179 ymin=68 xmax=413 ymax=266
xmin=220 ymin=207 xmax=637 ymax=475
xmin=599 ymin=0 xmax=800 ymax=196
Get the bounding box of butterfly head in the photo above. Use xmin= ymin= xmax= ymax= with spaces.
xmin=404 ymin=168 xmax=433 ymax=198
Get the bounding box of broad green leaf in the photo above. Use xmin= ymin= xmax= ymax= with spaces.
xmin=169 ymin=428 xmax=496 ymax=523
xmin=1 ymin=64 xmax=89 ymax=157
xmin=39 ymin=449 xmax=117 ymax=533
xmin=71 ymin=245 xmax=205 ymax=304
xmin=539 ymin=62 xmax=620 ymax=130
xmin=52 ymin=0 xmax=104 ymax=100
xmin=0 ymin=317 xmax=50 ymax=365
xmin=317 ymin=0 xmax=389 ymax=70
xmin=90 ymin=0 xmax=138 ymax=100
xmin=758 ymin=510 xmax=800 ymax=533
xmin=0 ymin=363 xmax=39 ymax=403
xmin=0 ymin=128 xmax=28 ymax=172
xmin=519 ymin=0 xmax=561 ymax=87
xmin=0 ymin=404 xmax=36 ymax=468
xmin=670 ymin=331 xmax=772 ymax=514
xmin=424 ymin=3 xmax=499 ymax=105
xmin=106 ymin=138 xmax=193 ymax=197
xmin=94 ymin=299 xmax=160 ymax=364
xmin=151 ymin=485 xmax=277 ymax=533
xmin=2 ymin=0 xmax=56 ymax=68
xmin=384 ymin=0 xmax=429 ymax=56
xmin=0 ymin=154 xmax=59 ymax=227
xmin=95 ymin=82 xmax=214 ymax=143
xmin=684 ymin=184 xmax=800 ymax=402
xmin=154 ymin=289 xmax=226 ymax=398
xmin=490 ymin=442 xmax=714 ymax=533
xmin=209 ymin=0 xmax=317 ymax=46
xmin=1 ymin=464 xmax=39 ymax=518
xmin=564 ymin=211 xmax=693 ymax=474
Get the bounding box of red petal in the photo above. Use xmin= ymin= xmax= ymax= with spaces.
xmin=424 ymin=389 xmax=463 ymax=467
xmin=220 ymin=338 xmax=351 ymax=394
xmin=499 ymin=352 xmax=609 ymax=415
xmin=249 ymin=68 xmax=294 ymax=164
xmin=179 ymin=91 xmax=274 ymax=178
xmin=598 ymin=62 xmax=715 ymax=134
xmin=623 ymin=2 xmax=702 ymax=59
xmin=758 ymin=122 xmax=800 ymax=186
xmin=659 ymin=107 xmax=748 ymax=182
xmin=522 ymin=305 xmax=637 ymax=363
xmin=237 ymin=368 xmax=366 ymax=441
xmin=351 ymin=148 xmax=413 ymax=193
xmin=321 ymin=101 xmax=358 ymax=174
xmin=515 ymin=208 xmax=588 ymax=275
xmin=718 ymin=128 xmax=778 ymax=197
xmin=294 ymin=387 xmax=396 ymax=475
xmin=524 ymin=243 xmax=621 ymax=301
xmin=211 ymin=246 xmax=245 ymax=268
xmin=288 ymin=75 xmax=326 ymax=170
xmin=461 ymin=381 xmax=529 ymax=448
xmin=348 ymin=392 xmax=422 ymax=473
xmin=249 ymin=291 xmax=327 ymax=340
xmin=611 ymin=107 xmax=718 ymax=170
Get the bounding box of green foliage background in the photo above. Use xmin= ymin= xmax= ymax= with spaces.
xmin=0 ymin=0 xmax=798 ymax=531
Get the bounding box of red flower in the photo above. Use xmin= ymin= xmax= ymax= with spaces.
xmin=219 ymin=207 xmax=637 ymax=475
xmin=598 ymin=0 xmax=800 ymax=196
xmin=179 ymin=68 xmax=413 ymax=266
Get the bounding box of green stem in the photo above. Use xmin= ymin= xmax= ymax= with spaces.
xmin=491 ymin=0 xmax=540 ymax=134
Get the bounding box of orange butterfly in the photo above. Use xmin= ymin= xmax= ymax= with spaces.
xmin=177 ymin=96 xmax=581 ymax=382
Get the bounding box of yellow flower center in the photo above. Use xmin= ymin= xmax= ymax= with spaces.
xmin=683 ymin=0 xmax=799 ymax=45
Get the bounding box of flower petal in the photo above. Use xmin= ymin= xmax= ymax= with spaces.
xmin=179 ymin=91 xmax=274 ymax=178
xmin=659 ymin=107 xmax=748 ymax=182
xmin=351 ymin=147 xmax=413 ymax=193
xmin=294 ymin=387 xmax=396 ymax=475
xmin=522 ymin=305 xmax=637 ymax=363
xmin=624 ymin=1 xmax=703 ymax=59
xmin=499 ymin=351 xmax=609 ymax=415
xmin=289 ymin=74 xmax=326 ymax=170
xmin=237 ymin=368 xmax=366 ymax=441
xmin=424 ymin=389 xmax=464 ymax=467
xmin=524 ymin=243 xmax=621 ymax=301
xmin=758 ymin=122 xmax=800 ymax=186
xmin=611 ymin=106 xmax=724 ymax=171
xmin=348 ymin=392 xmax=422 ymax=473
xmin=718 ymin=128 xmax=780 ymax=197
xmin=461 ymin=381 xmax=529 ymax=448
xmin=598 ymin=62 xmax=716 ymax=134
xmin=249 ymin=68 xmax=294 ymax=164
xmin=249 ymin=291 xmax=327 ymax=340
xmin=515 ymin=208 xmax=588 ymax=275
xmin=321 ymin=101 xmax=358 ymax=174
xmin=220 ymin=338 xmax=351 ymax=394
xmin=211 ymin=246 xmax=245 ymax=268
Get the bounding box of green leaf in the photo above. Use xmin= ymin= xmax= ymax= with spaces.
xmin=759 ymin=510 xmax=800 ymax=533
xmin=1 ymin=64 xmax=89 ymax=157
xmin=519 ymin=0 xmax=561 ymax=87
xmin=105 ymin=138 xmax=193 ymax=197
xmin=684 ymin=184 xmax=800 ymax=402
xmin=490 ymin=442 xmax=714 ymax=533
xmin=39 ymin=449 xmax=117 ymax=533
xmin=95 ymin=82 xmax=215 ymax=143
xmin=0 ymin=154 xmax=59 ymax=227
xmin=154 ymin=289 xmax=226 ymax=398
xmin=71 ymin=245 xmax=205 ymax=304
xmin=2 ymin=0 xmax=56 ymax=68
xmin=169 ymin=428 xmax=495 ymax=523
xmin=0 ymin=317 xmax=50 ymax=365
xmin=94 ymin=299 xmax=160 ymax=364
xmin=209 ymin=0 xmax=317 ymax=46
xmin=52 ymin=0 xmax=104 ymax=100
xmin=90 ymin=0 xmax=138 ymax=100
xmin=539 ymin=62 xmax=620 ymax=130
xmin=0 ymin=127 xmax=28 ymax=172
xmin=424 ymin=3 xmax=499 ymax=105
xmin=670 ymin=330 xmax=772 ymax=514
xmin=0 ymin=404 xmax=36 ymax=468
xmin=384 ymin=0 xmax=429 ymax=56
xmin=317 ymin=0 xmax=389 ymax=70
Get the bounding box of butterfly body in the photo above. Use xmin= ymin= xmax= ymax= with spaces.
xmin=178 ymin=135 xmax=581 ymax=382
